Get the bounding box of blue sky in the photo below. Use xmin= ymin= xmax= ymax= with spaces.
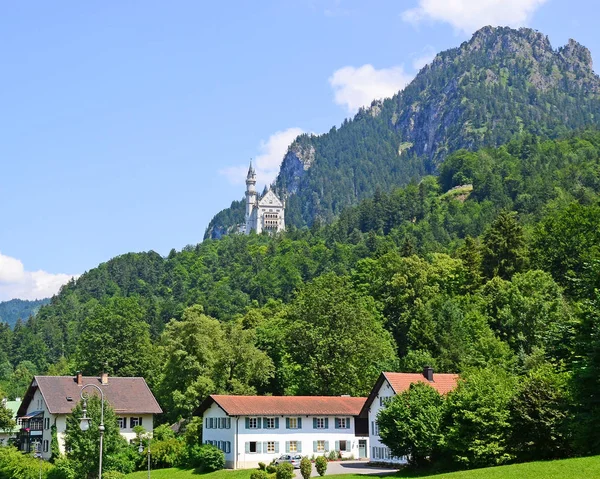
xmin=0 ymin=0 xmax=598 ymax=300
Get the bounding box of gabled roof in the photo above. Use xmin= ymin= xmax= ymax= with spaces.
xmin=17 ymin=376 xmax=162 ymax=416
xmin=258 ymin=190 xmax=283 ymax=208
xmin=359 ymin=371 xmax=459 ymax=417
xmin=198 ymin=395 xmax=366 ymax=417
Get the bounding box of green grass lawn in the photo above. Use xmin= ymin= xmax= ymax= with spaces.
xmin=125 ymin=455 xmax=600 ymax=479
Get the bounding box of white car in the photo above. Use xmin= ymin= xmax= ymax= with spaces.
xmin=274 ymin=454 xmax=304 ymax=468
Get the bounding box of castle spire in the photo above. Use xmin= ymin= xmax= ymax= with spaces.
xmin=247 ymin=159 xmax=256 ymax=179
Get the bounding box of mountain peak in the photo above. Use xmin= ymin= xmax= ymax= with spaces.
xmin=560 ymin=38 xmax=594 ymax=72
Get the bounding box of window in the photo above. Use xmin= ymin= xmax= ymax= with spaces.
xmin=379 ymin=396 xmax=391 ymax=407
xmin=315 ymin=417 xmax=326 ymax=429
xmin=44 ymin=418 xmax=50 ymax=430
xmin=117 ymin=417 xmax=126 ymax=429
xmin=289 ymin=441 xmax=298 ymax=453
xmin=288 ymin=417 xmax=298 ymax=429
xmin=265 ymin=417 xmax=279 ymax=429
xmin=335 ymin=417 xmax=350 ymax=429
xmin=267 ymin=441 xmax=276 ymax=453
xmin=130 ymin=417 xmax=143 ymax=428
xmin=248 ymin=417 xmax=259 ymax=429
xmin=339 ymin=440 xmax=348 ymax=452
xmin=248 ymin=441 xmax=258 ymax=453
xmin=371 ymin=421 xmax=379 ymax=435
xmin=317 ymin=440 xmax=326 ymax=453
xmin=43 ymin=440 xmax=48 ymax=453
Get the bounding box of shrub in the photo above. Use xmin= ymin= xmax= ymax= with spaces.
xmin=150 ymin=438 xmax=186 ymax=468
xmin=276 ymin=462 xmax=294 ymax=479
xmin=266 ymin=464 xmax=277 ymax=473
xmin=327 ymin=450 xmax=338 ymax=461
xmin=300 ymin=456 xmax=312 ymax=479
xmin=47 ymin=456 xmax=76 ymax=479
xmin=102 ymin=471 xmax=126 ymax=479
xmin=258 ymin=462 xmax=266 ymax=471
xmin=196 ymin=444 xmax=225 ymax=472
xmin=251 ymin=470 xmax=269 ymax=479
xmin=153 ymin=423 xmax=176 ymax=441
xmin=0 ymin=445 xmax=54 ymax=478
xmin=315 ymin=456 xmax=328 ymax=476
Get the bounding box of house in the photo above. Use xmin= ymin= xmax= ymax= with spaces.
xmin=360 ymin=368 xmax=459 ymax=464
xmin=0 ymin=398 xmax=22 ymax=446
xmin=198 ymin=395 xmax=369 ymax=469
xmin=16 ymin=372 xmax=162 ymax=459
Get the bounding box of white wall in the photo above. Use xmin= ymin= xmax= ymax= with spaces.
xmin=203 ymin=402 xmax=364 ymax=469
xmin=367 ymin=380 xmax=407 ymax=464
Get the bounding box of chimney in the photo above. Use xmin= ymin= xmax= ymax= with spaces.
xmin=423 ymin=366 xmax=434 ymax=382
xmin=101 ymin=365 xmax=108 ymax=385
xmin=76 ymin=371 xmax=83 ymax=386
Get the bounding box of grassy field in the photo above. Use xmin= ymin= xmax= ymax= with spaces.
xmin=125 ymin=455 xmax=600 ymax=479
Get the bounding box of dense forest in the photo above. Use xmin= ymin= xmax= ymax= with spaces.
xmin=206 ymin=26 xmax=600 ymax=236
xmin=1 ymin=131 xmax=599 ymax=468
xmin=0 ymin=298 xmax=49 ymax=328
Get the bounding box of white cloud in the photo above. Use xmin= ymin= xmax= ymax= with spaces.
xmin=401 ymin=0 xmax=548 ymax=34
xmin=328 ymin=64 xmax=413 ymax=113
xmin=0 ymin=252 xmax=77 ymax=301
xmin=219 ymin=127 xmax=305 ymax=187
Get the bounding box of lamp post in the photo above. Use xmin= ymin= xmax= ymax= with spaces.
xmin=138 ymin=433 xmax=151 ymax=478
xmin=31 ymin=440 xmax=42 ymax=479
xmin=79 ymin=384 xmax=105 ymax=479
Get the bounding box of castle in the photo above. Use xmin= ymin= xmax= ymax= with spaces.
xmin=244 ymin=161 xmax=285 ymax=234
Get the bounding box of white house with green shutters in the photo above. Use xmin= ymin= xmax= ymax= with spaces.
xmin=198 ymin=395 xmax=369 ymax=469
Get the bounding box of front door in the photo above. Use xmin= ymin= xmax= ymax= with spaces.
xmin=358 ymin=439 xmax=367 ymax=459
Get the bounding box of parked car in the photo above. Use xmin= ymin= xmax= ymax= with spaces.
xmin=274 ymin=454 xmax=304 ymax=468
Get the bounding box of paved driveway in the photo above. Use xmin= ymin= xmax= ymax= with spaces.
xmin=294 ymin=460 xmax=399 ymax=477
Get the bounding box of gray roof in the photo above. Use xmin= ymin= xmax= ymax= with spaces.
xmin=17 ymin=376 xmax=162 ymax=416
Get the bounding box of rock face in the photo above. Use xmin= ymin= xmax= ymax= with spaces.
xmin=207 ymin=26 xmax=600 ymax=235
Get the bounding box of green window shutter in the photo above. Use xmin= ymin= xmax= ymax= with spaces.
xmin=298 ymin=417 xmax=302 ymax=429
xmin=227 ymin=418 xmax=231 ymax=429
xmin=245 ymin=442 xmax=250 ymax=453
xmin=297 ymin=441 xmax=302 ymax=453
xmin=286 ymin=418 xmax=290 ymax=429
xmin=245 ymin=418 xmax=250 ymax=429
xmin=258 ymin=418 xmax=262 ymax=429
xmin=257 ymin=442 xmax=263 ymax=453
xmin=347 ymin=417 xmax=351 ymax=429
xmin=335 ymin=441 xmax=339 ymax=451
xmin=324 ymin=441 xmax=329 ymax=452
xmin=275 ymin=418 xmax=279 ymax=428
xmin=313 ymin=418 xmax=317 ymax=428
xmin=286 ymin=441 xmax=290 ymax=453
xmin=313 ymin=441 xmax=317 ymax=452
xmin=335 ymin=418 xmax=340 ymax=429
xmin=324 ymin=418 xmax=329 ymax=429
xmin=275 ymin=442 xmax=279 ymax=453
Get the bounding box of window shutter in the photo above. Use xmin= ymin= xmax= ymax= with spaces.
xmin=286 ymin=441 xmax=290 ymax=453
xmin=324 ymin=418 xmax=329 ymax=429
xmin=227 ymin=417 xmax=231 ymax=429
xmin=313 ymin=418 xmax=317 ymax=428
xmin=371 ymin=421 xmax=374 ymax=433
xmin=286 ymin=418 xmax=290 ymax=429
xmin=313 ymin=441 xmax=317 ymax=452
xmin=335 ymin=441 xmax=339 ymax=451
xmin=335 ymin=418 xmax=340 ymax=429
xmin=139 ymin=417 xmax=143 ymax=426
xmin=324 ymin=441 xmax=329 ymax=451
xmin=297 ymin=441 xmax=302 ymax=453
xmin=258 ymin=418 xmax=262 ymax=429
xmin=275 ymin=417 xmax=279 ymax=428
xmin=347 ymin=417 xmax=351 ymax=428
xmin=245 ymin=418 xmax=250 ymax=429
xmin=275 ymin=442 xmax=279 ymax=453
xmin=298 ymin=417 xmax=302 ymax=429
xmin=260 ymin=442 xmax=265 ymax=453
xmin=245 ymin=442 xmax=250 ymax=453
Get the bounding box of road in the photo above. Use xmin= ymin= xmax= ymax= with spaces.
xmin=294 ymin=460 xmax=400 ymax=477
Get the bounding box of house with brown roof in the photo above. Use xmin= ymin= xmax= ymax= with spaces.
xmin=16 ymin=372 xmax=162 ymax=459
xmin=197 ymin=395 xmax=369 ymax=469
xmin=359 ymin=368 xmax=459 ymax=464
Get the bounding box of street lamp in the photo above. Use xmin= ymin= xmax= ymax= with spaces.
xmin=79 ymin=384 xmax=105 ymax=479
xmin=138 ymin=433 xmax=151 ymax=478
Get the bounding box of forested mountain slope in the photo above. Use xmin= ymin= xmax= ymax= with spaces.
xmin=206 ymin=26 xmax=600 ymax=236
xmin=0 ymin=298 xmax=49 ymax=328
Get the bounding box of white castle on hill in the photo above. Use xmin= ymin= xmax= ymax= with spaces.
xmin=244 ymin=161 xmax=285 ymax=234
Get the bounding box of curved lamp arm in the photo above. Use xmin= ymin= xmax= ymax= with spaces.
xmin=79 ymin=383 xmax=105 ymax=430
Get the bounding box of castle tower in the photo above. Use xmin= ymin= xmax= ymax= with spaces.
xmin=245 ymin=160 xmax=257 ymax=234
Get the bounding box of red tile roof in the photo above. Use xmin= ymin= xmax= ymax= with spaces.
xmin=205 ymin=395 xmax=366 ymax=416
xmin=17 ymin=376 xmax=162 ymax=416
xmin=384 ymin=372 xmax=459 ymax=395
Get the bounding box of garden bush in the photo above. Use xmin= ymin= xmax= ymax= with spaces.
xmin=300 ymin=456 xmax=312 ymax=479
xmin=315 ymin=455 xmax=328 ymax=476
xmin=150 ymin=438 xmax=186 ymax=468
xmin=276 ymin=462 xmax=294 ymax=479
xmin=250 ymin=470 xmax=269 ymax=479
xmin=327 ymin=450 xmax=338 ymax=461
xmin=258 ymin=462 xmax=267 ymax=471
xmin=102 ymin=471 xmax=126 ymax=479
xmin=195 ymin=444 xmax=225 ymax=472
